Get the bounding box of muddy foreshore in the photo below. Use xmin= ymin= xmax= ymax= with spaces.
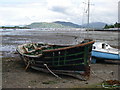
xmin=1 ymin=29 xmax=119 ymax=88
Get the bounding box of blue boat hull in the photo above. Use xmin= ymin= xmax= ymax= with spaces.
xmin=92 ymin=50 xmax=120 ymax=60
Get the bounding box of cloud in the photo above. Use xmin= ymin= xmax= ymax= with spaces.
xmin=50 ymin=6 xmax=68 ymax=14
xmin=0 ymin=0 xmax=119 ymax=25
xmin=90 ymin=0 xmax=118 ymax=24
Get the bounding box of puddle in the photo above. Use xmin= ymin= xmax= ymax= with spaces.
xmin=1 ymin=45 xmax=16 ymax=52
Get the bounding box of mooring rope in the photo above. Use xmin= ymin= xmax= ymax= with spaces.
xmin=44 ymin=64 xmax=61 ymax=79
xmin=25 ymin=61 xmax=30 ymax=70
xmin=91 ymin=69 xmax=105 ymax=81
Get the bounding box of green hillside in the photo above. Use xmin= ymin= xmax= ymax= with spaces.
xmin=26 ymin=22 xmax=72 ymax=28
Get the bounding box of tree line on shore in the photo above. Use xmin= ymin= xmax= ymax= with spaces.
xmin=104 ymin=22 xmax=120 ymax=29
xmin=1 ymin=22 xmax=120 ymax=30
xmin=0 ymin=26 xmax=30 ymax=29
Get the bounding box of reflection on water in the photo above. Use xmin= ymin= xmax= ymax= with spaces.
xmin=1 ymin=45 xmax=16 ymax=52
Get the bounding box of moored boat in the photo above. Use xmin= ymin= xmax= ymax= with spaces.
xmin=91 ymin=42 xmax=120 ymax=63
xmin=16 ymin=39 xmax=95 ymax=80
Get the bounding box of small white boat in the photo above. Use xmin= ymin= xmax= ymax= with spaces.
xmin=91 ymin=42 xmax=120 ymax=63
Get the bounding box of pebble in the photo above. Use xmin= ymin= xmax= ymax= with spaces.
xmin=13 ymin=52 xmax=18 ymax=54
xmin=28 ymin=86 xmax=31 ymax=88
xmin=85 ymin=82 xmax=88 ymax=84
xmin=6 ymin=60 xmax=12 ymax=62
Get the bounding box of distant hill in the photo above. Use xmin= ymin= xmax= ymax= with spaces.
xmin=26 ymin=22 xmax=73 ymax=28
xmin=26 ymin=21 xmax=107 ymax=29
xmin=81 ymin=22 xmax=107 ymax=29
xmin=54 ymin=21 xmax=81 ymax=28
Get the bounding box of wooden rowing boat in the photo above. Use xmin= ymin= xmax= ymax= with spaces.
xmin=16 ymin=39 xmax=95 ymax=80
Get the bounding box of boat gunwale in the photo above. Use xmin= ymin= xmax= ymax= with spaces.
xmin=16 ymin=41 xmax=95 ymax=57
xmin=92 ymin=50 xmax=119 ymax=55
xmin=92 ymin=50 xmax=120 ymax=60
xmin=16 ymin=49 xmax=42 ymax=57
xmin=43 ymin=41 xmax=95 ymax=52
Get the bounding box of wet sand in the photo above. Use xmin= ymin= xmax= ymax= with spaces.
xmin=1 ymin=29 xmax=119 ymax=88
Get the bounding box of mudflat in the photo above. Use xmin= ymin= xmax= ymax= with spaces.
xmin=1 ymin=29 xmax=119 ymax=88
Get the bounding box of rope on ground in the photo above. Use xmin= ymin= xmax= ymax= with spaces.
xmin=91 ymin=69 xmax=105 ymax=81
xmin=25 ymin=61 xmax=30 ymax=70
xmin=44 ymin=64 xmax=61 ymax=79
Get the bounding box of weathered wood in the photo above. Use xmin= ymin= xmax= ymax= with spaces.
xmin=16 ymin=39 xmax=95 ymax=80
xmin=43 ymin=41 xmax=95 ymax=52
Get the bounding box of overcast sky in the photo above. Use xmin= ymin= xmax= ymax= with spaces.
xmin=0 ymin=0 xmax=119 ymax=25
